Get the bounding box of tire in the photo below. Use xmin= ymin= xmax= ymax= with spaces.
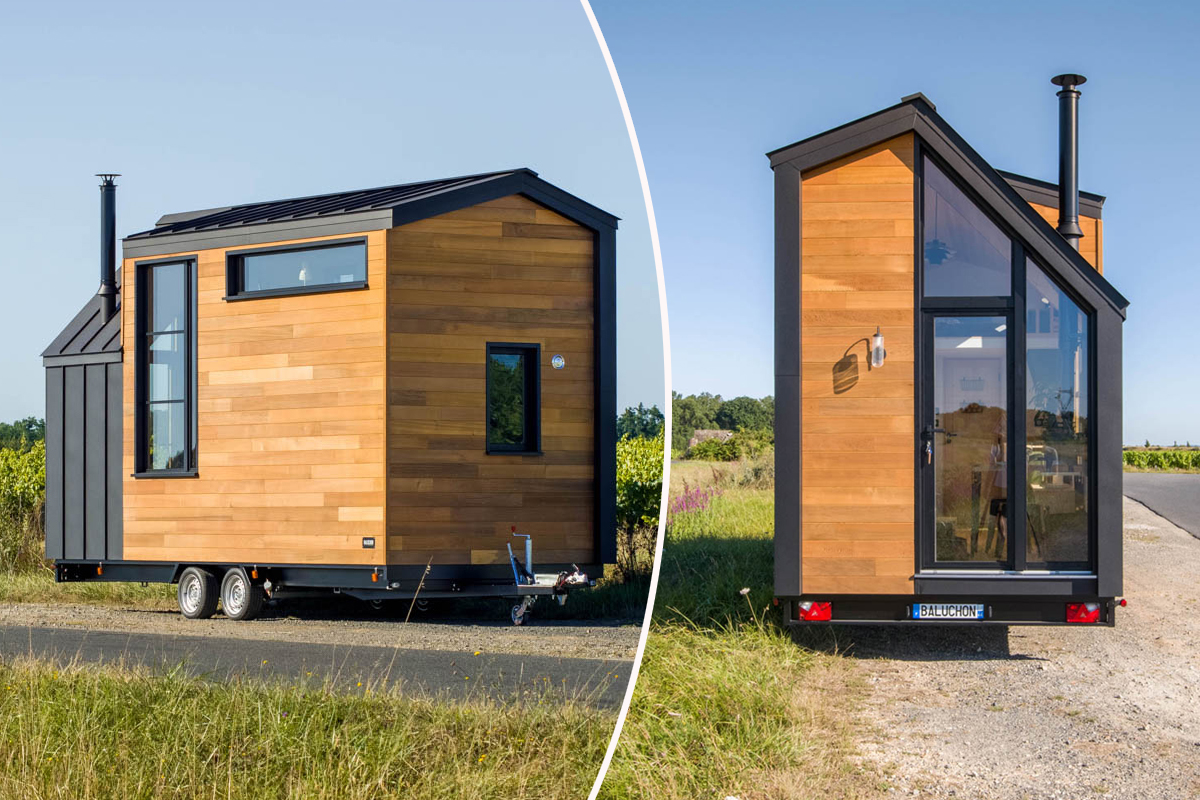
xmin=220 ymin=567 xmax=265 ymax=621
xmin=177 ymin=567 xmax=219 ymax=619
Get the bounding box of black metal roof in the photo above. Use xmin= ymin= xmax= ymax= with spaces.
xmin=127 ymin=168 xmax=616 ymax=240
xmin=42 ymin=294 xmax=121 ymax=364
xmin=997 ymin=170 xmax=1105 ymax=219
xmin=767 ymin=93 xmax=1128 ymax=315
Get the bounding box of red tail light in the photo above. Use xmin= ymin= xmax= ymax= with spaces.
xmin=1066 ymin=602 xmax=1100 ymax=623
xmin=797 ymin=601 xmax=832 ymax=621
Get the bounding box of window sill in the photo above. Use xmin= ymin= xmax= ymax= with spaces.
xmin=131 ymin=470 xmax=199 ymax=479
xmin=484 ymin=449 xmax=544 ymax=457
xmin=223 ymin=281 xmax=368 ymax=302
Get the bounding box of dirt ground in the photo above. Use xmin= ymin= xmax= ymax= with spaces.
xmin=0 ymin=599 xmax=640 ymax=661
xmin=848 ymin=498 xmax=1200 ymax=799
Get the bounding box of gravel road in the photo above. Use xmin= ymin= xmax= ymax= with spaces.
xmin=0 ymin=601 xmax=640 ymax=661
xmin=849 ymin=498 xmax=1200 ymax=799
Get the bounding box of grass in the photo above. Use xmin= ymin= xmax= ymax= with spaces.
xmin=0 ymin=569 xmax=175 ymax=608
xmin=599 ymin=455 xmax=879 ymax=799
xmin=0 ymin=657 xmax=613 ymax=800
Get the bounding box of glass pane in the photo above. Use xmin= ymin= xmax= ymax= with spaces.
xmin=1026 ymin=260 xmax=1089 ymax=565
xmin=488 ymin=352 xmax=526 ymax=447
xmin=148 ymin=261 xmax=186 ymax=332
xmin=923 ymin=157 xmax=1012 ymax=296
xmin=147 ymin=334 xmax=185 ymax=402
xmin=932 ymin=316 xmax=1008 ymax=562
xmin=241 ymin=242 xmax=366 ymax=292
xmin=148 ymin=402 xmax=186 ymax=471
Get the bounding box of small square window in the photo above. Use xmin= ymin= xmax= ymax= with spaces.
xmin=486 ymin=343 xmax=540 ymax=454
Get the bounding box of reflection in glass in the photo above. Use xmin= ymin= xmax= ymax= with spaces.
xmin=923 ymin=157 xmax=1012 ymax=296
xmin=241 ymin=242 xmax=366 ymax=293
xmin=488 ymin=352 xmax=526 ymax=447
xmin=1026 ymin=260 xmax=1089 ymax=565
xmin=148 ymin=261 xmax=186 ymax=332
xmin=148 ymin=402 xmax=186 ymax=471
xmin=148 ymin=334 xmax=185 ymax=402
xmin=932 ymin=316 xmax=1008 ymax=562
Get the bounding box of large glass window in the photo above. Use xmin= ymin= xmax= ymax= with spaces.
xmin=486 ymin=344 xmax=540 ymax=454
xmin=923 ymin=156 xmax=1012 ymax=296
xmin=138 ymin=259 xmax=196 ymax=474
xmin=1025 ymin=259 xmax=1089 ymax=566
xmin=227 ymin=239 xmax=366 ymax=298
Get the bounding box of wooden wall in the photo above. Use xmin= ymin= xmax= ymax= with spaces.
xmin=1028 ymin=202 xmax=1103 ymax=273
xmin=386 ymin=195 xmax=596 ymax=567
xmin=121 ymin=231 xmax=388 ymax=566
xmin=800 ymin=134 xmax=916 ymax=595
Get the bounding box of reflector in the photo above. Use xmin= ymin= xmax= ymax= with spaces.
xmin=798 ymin=601 xmax=832 ymax=621
xmin=1066 ymin=602 xmax=1100 ymax=623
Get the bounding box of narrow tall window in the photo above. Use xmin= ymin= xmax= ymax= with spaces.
xmin=486 ymin=343 xmax=540 ymax=454
xmin=1025 ymin=259 xmax=1090 ymax=566
xmin=137 ymin=259 xmax=196 ymax=474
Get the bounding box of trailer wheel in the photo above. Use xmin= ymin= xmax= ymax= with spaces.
xmin=177 ymin=567 xmax=219 ymax=619
xmin=220 ymin=567 xmax=264 ymax=621
xmin=511 ymin=604 xmax=526 ymax=626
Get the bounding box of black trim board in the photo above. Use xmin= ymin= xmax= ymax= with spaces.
xmin=595 ymin=226 xmax=618 ymax=564
xmin=773 ymin=163 xmax=802 ymax=597
xmin=767 ymin=94 xmax=1127 ymax=317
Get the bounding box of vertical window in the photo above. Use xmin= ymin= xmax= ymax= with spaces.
xmin=922 ymin=156 xmax=1012 ymax=297
xmin=137 ymin=259 xmax=196 ymax=474
xmin=486 ymin=343 xmax=540 ymax=454
xmin=1025 ymin=259 xmax=1089 ymax=566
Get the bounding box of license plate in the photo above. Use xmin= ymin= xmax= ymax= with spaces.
xmin=913 ymin=603 xmax=984 ymax=620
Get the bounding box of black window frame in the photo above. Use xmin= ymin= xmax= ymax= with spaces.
xmin=914 ymin=141 xmax=1096 ymax=574
xmin=224 ymin=236 xmax=368 ymax=301
xmin=133 ymin=255 xmax=198 ymax=478
xmin=485 ymin=342 xmax=542 ymax=455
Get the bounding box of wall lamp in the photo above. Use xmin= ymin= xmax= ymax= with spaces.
xmin=870 ymin=327 xmax=887 ymax=369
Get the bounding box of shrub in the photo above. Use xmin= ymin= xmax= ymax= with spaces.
xmin=686 ymin=429 xmax=773 ymax=462
xmin=1123 ymin=449 xmax=1200 ymax=470
xmin=687 ymin=437 xmax=738 ymax=462
xmin=0 ymin=441 xmax=47 ymax=573
xmin=615 ymin=431 xmax=665 ymax=580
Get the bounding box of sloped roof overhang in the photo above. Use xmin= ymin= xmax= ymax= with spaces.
xmin=767 ymin=94 xmax=1128 ymax=318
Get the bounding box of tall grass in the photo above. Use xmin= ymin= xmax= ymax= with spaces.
xmin=600 ymin=453 xmax=877 ymax=798
xmin=0 ymin=658 xmax=613 ymax=800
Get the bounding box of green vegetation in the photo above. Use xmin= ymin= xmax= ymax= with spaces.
xmin=616 ymin=402 xmax=664 ymax=440
xmin=686 ymin=428 xmax=774 ymax=463
xmin=600 ymin=455 xmax=875 ymax=798
xmin=0 ymin=417 xmax=44 ymax=451
xmin=614 ymin=430 xmax=665 ymax=582
xmin=671 ymin=392 xmax=773 ymax=453
xmin=0 ymin=658 xmax=612 ymax=800
xmin=0 ymin=440 xmax=45 ymax=574
xmin=1123 ymin=447 xmax=1200 ymax=472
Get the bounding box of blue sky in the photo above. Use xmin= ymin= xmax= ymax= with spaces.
xmin=594 ymin=0 xmax=1200 ymax=445
xmin=0 ymin=0 xmax=663 ymax=420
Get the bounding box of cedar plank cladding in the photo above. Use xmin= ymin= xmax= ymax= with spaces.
xmin=386 ymin=195 xmax=595 ymax=566
xmin=800 ymin=134 xmax=915 ymax=595
xmin=1027 ymin=202 xmax=1103 ymax=273
xmin=121 ymin=231 xmax=388 ymax=565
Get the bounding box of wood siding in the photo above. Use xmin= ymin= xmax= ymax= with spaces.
xmin=121 ymin=231 xmax=388 ymax=565
xmin=386 ymin=195 xmax=596 ymax=566
xmin=1028 ymin=202 xmax=1103 ymax=273
xmin=800 ymin=135 xmax=916 ymax=594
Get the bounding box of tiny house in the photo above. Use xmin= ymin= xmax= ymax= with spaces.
xmin=42 ymin=169 xmax=616 ymax=624
xmin=770 ymin=77 xmax=1127 ymax=625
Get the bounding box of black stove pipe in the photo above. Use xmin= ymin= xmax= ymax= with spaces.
xmin=1051 ymin=74 xmax=1086 ymax=250
xmin=96 ymin=173 xmax=120 ymax=322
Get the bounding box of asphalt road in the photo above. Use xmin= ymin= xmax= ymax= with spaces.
xmin=1123 ymin=472 xmax=1200 ymax=539
xmin=0 ymin=625 xmax=629 ymax=708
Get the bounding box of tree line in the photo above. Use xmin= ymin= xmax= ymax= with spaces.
xmin=670 ymin=392 xmax=773 ymax=453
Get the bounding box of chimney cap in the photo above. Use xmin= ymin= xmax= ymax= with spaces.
xmin=95 ymin=173 xmax=121 ymax=184
xmin=1051 ymin=74 xmax=1087 ymax=89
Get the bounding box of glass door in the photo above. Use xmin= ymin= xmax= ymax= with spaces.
xmin=921 ymin=314 xmax=1013 ymax=568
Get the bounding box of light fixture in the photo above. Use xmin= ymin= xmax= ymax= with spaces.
xmin=870 ymin=327 xmax=886 ymax=369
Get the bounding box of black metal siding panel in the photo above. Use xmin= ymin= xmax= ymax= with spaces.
xmin=774 ymin=163 xmax=802 ymax=597
xmin=595 ymin=226 xmax=618 ymax=564
xmin=914 ymin=576 xmax=1099 ymax=596
xmin=84 ymin=364 xmax=106 ymax=560
xmin=106 ymin=362 xmax=123 ymax=560
xmin=44 ymin=367 xmax=64 ymax=561
xmin=63 ymin=367 xmax=84 ymax=560
xmin=1095 ymin=309 xmax=1124 ymax=597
